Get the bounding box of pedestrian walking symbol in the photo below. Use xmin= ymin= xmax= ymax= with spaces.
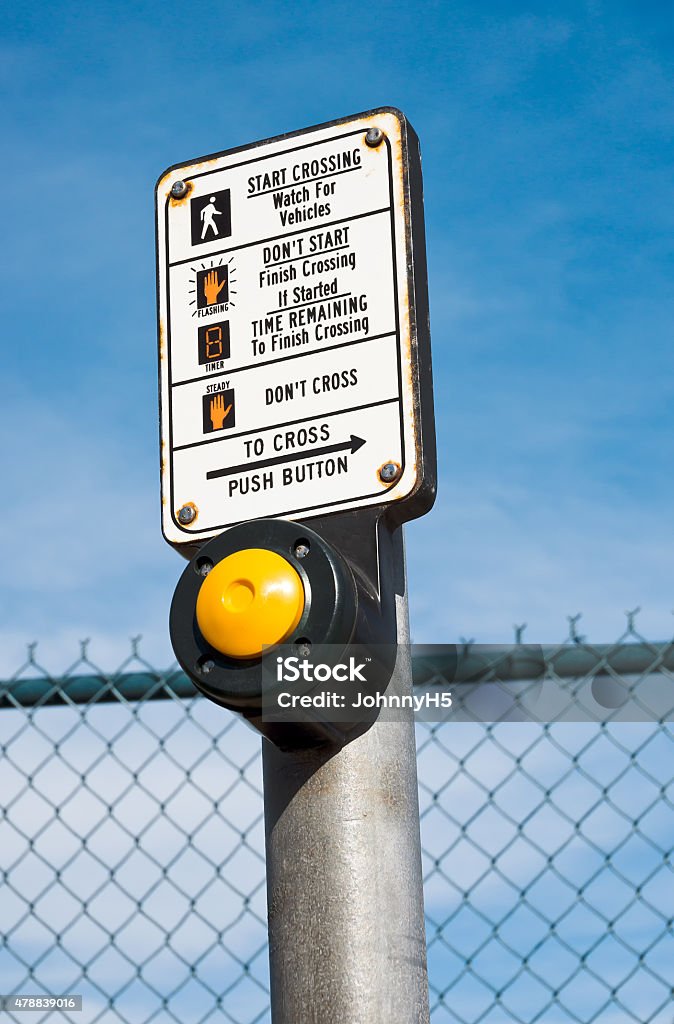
xmin=202 ymin=389 xmax=236 ymax=432
xmin=191 ymin=189 xmax=232 ymax=245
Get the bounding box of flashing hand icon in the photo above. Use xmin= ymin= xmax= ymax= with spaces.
xmin=203 ymin=270 xmax=226 ymax=306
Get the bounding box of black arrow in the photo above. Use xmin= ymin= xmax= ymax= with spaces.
xmin=206 ymin=435 xmax=366 ymax=480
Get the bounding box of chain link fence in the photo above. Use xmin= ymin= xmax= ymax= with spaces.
xmin=1 ymin=621 xmax=673 ymax=1023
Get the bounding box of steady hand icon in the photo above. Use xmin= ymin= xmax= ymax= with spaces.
xmin=203 ymin=270 xmax=226 ymax=306
xmin=210 ymin=395 xmax=232 ymax=430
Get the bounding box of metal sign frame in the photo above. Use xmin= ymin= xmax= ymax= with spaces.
xmin=156 ymin=107 xmax=436 ymax=550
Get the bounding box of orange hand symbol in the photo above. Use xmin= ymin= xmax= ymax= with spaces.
xmin=203 ymin=270 xmax=226 ymax=306
xmin=210 ymin=395 xmax=232 ymax=429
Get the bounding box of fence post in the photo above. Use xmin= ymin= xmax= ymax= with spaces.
xmin=262 ymin=532 xmax=430 ymax=1024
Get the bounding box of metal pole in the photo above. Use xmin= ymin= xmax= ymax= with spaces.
xmin=262 ymin=537 xmax=430 ymax=1024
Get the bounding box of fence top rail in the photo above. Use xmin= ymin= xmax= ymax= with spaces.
xmin=2 ymin=641 xmax=674 ymax=709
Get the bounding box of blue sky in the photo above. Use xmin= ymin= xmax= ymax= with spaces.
xmin=3 ymin=0 xmax=674 ymax=672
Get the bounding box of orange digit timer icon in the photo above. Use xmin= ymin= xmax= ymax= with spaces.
xmin=198 ymin=321 xmax=230 ymax=365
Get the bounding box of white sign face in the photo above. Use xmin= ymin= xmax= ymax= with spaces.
xmin=157 ymin=109 xmax=427 ymax=544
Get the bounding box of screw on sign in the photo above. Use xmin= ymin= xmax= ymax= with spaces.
xmin=365 ymin=126 xmax=384 ymax=147
xmin=170 ymin=179 xmax=188 ymax=199
xmin=379 ymin=461 xmax=402 ymax=483
xmin=177 ymin=503 xmax=196 ymax=525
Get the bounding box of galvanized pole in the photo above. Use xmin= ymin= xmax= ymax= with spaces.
xmin=262 ymin=534 xmax=430 ymax=1024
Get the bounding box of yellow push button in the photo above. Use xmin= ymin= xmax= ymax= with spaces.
xmin=196 ymin=548 xmax=305 ymax=659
